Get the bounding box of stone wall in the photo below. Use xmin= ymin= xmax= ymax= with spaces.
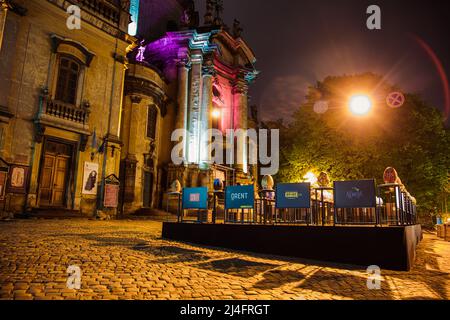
xmin=0 ymin=0 xmax=129 ymax=215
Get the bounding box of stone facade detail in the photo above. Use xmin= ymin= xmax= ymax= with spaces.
xmin=0 ymin=0 xmax=258 ymax=217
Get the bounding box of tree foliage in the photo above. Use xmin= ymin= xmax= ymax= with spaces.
xmin=277 ymin=73 xmax=450 ymax=218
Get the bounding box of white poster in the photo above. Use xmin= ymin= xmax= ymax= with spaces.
xmin=82 ymin=162 xmax=99 ymax=195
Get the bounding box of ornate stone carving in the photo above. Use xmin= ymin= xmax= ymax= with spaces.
xmin=80 ymin=134 xmax=89 ymax=152
xmin=180 ymin=0 xmax=199 ymax=29
xmin=232 ymin=81 xmax=249 ymax=95
xmin=202 ymin=58 xmax=216 ymax=77
xmin=232 ymin=19 xmax=243 ymax=38
xmin=204 ymin=0 xmax=214 ymax=25
xmin=126 ymin=77 xmax=163 ymax=101
xmin=213 ymin=0 xmax=224 ymax=26
xmin=129 ymin=95 xmax=142 ymax=104
xmin=50 ymin=34 xmax=96 ymax=67
xmin=34 ymin=123 xmax=46 ymax=144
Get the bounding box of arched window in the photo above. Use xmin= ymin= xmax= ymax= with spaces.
xmin=146 ymin=105 xmax=158 ymax=140
xmin=55 ymin=57 xmax=80 ymax=105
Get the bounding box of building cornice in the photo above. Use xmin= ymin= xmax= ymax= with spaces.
xmin=124 ymin=76 xmax=168 ymax=117
xmin=46 ymin=0 xmax=129 ymax=40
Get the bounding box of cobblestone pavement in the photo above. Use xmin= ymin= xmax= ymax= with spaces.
xmin=0 ymin=219 xmax=449 ymax=300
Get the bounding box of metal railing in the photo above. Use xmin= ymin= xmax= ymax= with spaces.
xmin=43 ymin=97 xmax=90 ymax=125
xmin=166 ymin=183 xmax=418 ymax=227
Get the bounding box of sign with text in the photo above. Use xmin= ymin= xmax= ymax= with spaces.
xmin=334 ymin=180 xmax=377 ymax=209
xmin=276 ymin=183 xmax=311 ymax=209
xmin=182 ymin=187 xmax=208 ymax=210
xmin=225 ymin=185 xmax=255 ymax=210
xmin=104 ymin=184 xmax=119 ymax=208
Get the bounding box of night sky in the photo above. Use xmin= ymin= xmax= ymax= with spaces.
xmin=194 ymin=0 xmax=450 ymax=124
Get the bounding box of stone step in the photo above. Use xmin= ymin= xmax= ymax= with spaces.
xmin=17 ymin=208 xmax=86 ymax=220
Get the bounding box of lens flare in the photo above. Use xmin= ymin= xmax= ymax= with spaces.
xmin=303 ymin=171 xmax=318 ymax=185
xmin=349 ymin=95 xmax=372 ymax=116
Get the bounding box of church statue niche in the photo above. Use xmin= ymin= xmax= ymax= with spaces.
xmin=213 ymin=0 xmax=224 ymax=26
xmin=180 ymin=0 xmax=199 ymax=29
xmin=232 ymin=19 xmax=243 ymax=38
xmin=204 ymin=0 xmax=214 ymax=25
xmin=212 ymin=78 xmax=224 ymax=106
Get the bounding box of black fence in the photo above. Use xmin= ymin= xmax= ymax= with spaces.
xmin=167 ymin=181 xmax=417 ymax=227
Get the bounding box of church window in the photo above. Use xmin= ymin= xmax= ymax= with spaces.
xmin=55 ymin=57 xmax=80 ymax=105
xmin=146 ymin=105 xmax=158 ymax=140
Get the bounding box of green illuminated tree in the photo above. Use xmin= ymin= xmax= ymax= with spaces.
xmin=277 ymin=73 xmax=450 ymax=221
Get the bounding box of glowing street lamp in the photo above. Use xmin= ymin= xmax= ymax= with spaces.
xmin=349 ymin=95 xmax=372 ymax=116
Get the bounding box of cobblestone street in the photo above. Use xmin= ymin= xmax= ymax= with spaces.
xmin=0 ymin=219 xmax=449 ymax=300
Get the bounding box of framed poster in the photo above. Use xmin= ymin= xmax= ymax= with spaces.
xmin=334 ymin=180 xmax=377 ymax=209
xmin=6 ymin=165 xmax=29 ymax=194
xmin=182 ymin=187 xmax=208 ymax=210
xmin=104 ymin=184 xmax=119 ymax=208
xmin=82 ymin=162 xmax=99 ymax=195
xmin=276 ymin=183 xmax=311 ymax=209
xmin=225 ymin=185 xmax=255 ymax=210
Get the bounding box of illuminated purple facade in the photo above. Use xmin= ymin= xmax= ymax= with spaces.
xmin=121 ymin=0 xmax=258 ymax=213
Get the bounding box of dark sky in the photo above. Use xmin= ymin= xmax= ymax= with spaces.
xmin=194 ymin=0 xmax=450 ymax=124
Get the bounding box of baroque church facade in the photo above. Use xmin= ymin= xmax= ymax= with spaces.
xmin=0 ymin=0 xmax=259 ymax=217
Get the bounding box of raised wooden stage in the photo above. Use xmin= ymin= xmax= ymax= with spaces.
xmin=162 ymin=223 xmax=423 ymax=271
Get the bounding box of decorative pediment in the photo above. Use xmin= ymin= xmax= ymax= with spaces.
xmin=50 ymin=34 xmax=96 ymax=67
xmin=213 ymin=31 xmax=257 ymax=66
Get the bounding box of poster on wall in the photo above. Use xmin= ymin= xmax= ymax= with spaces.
xmin=82 ymin=162 xmax=99 ymax=195
xmin=6 ymin=165 xmax=29 ymax=194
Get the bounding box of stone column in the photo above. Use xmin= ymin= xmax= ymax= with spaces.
xmin=186 ymin=50 xmax=203 ymax=165
xmin=0 ymin=1 xmax=9 ymax=53
xmin=120 ymin=95 xmax=141 ymax=209
xmin=176 ymin=58 xmax=190 ymax=162
xmin=200 ymin=56 xmax=214 ymax=169
xmin=233 ymin=78 xmax=249 ymax=173
xmin=127 ymin=95 xmax=142 ymax=157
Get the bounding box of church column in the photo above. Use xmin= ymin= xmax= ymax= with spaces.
xmin=200 ymin=56 xmax=214 ymax=169
xmin=186 ymin=50 xmax=203 ymax=165
xmin=0 ymin=0 xmax=9 ymax=53
xmin=233 ymin=78 xmax=249 ymax=173
xmin=121 ymin=95 xmax=141 ymax=207
xmin=127 ymin=95 xmax=142 ymax=158
xmin=176 ymin=57 xmax=190 ymax=162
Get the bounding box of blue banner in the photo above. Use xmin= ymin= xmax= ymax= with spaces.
xmin=225 ymin=185 xmax=255 ymax=210
xmin=276 ymin=183 xmax=311 ymax=209
xmin=182 ymin=187 xmax=208 ymax=210
xmin=334 ymin=180 xmax=377 ymax=209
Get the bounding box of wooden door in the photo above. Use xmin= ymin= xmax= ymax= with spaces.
xmin=39 ymin=141 xmax=71 ymax=207
xmin=52 ymin=157 xmax=69 ymax=206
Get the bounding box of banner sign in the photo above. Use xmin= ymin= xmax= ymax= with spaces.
xmin=334 ymin=180 xmax=377 ymax=209
xmin=182 ymin=187 xmax=208 ymax=210
xmin=276 ymin=183 xmax=311 ymax=209
xmin=225 ymin=185 xmax=255 ymax=210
